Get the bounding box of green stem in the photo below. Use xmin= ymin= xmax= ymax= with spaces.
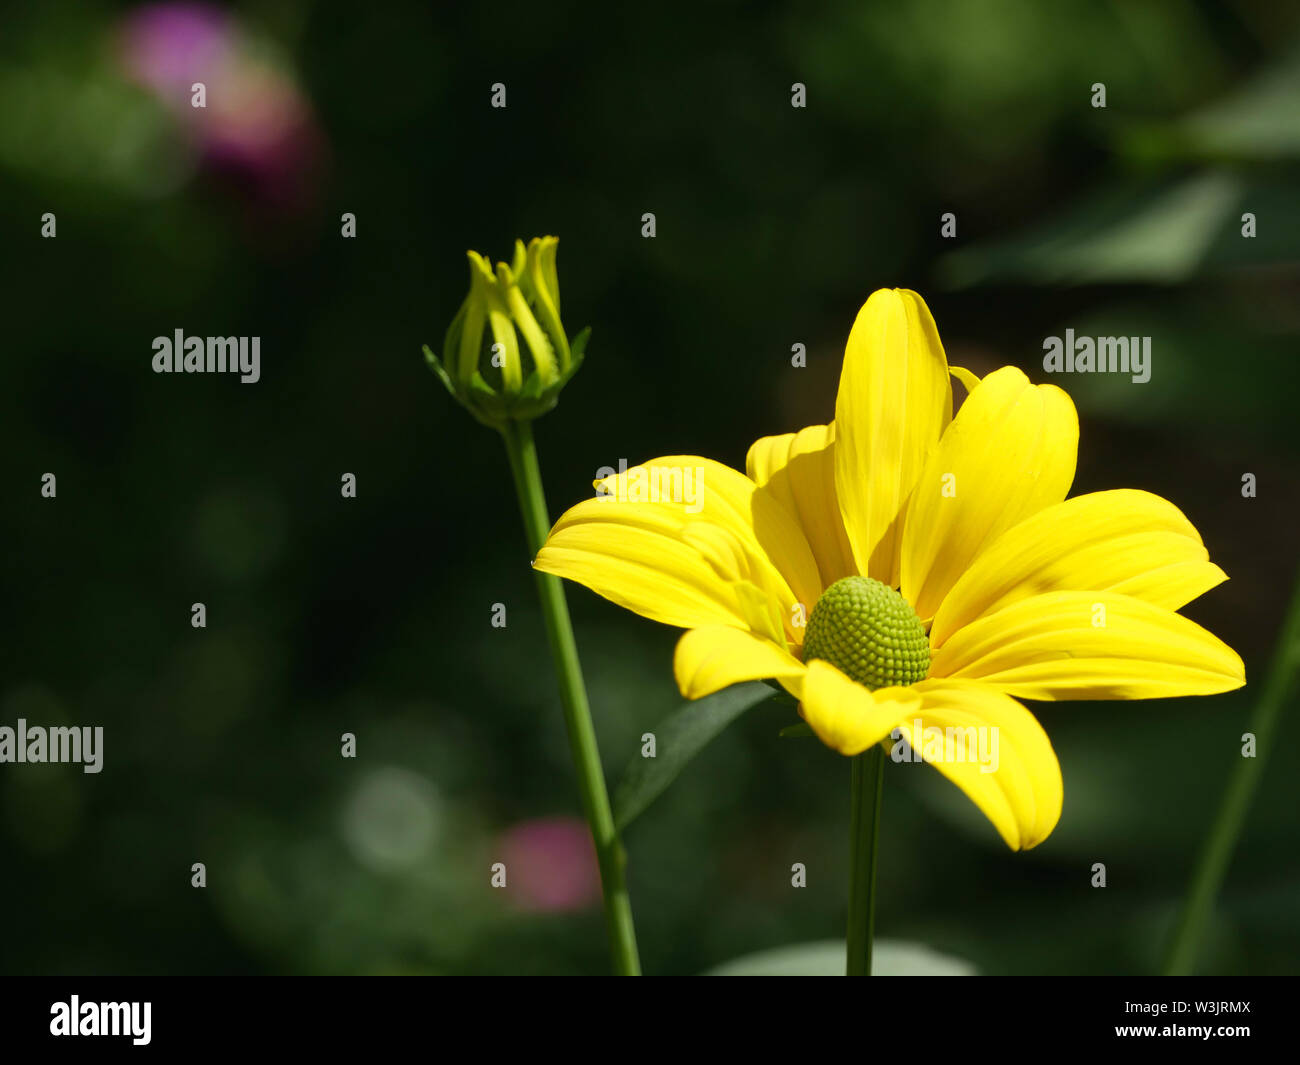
xmin=846 ymin=746 xmax=886 ymax=976
xmin=499 ymin=419 xmax=641 ymax=976
xmin=1163 ymin=568 xmax=1300 ymax=975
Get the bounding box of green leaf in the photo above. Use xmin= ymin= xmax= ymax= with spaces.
xmin=937 ymin=172 xmax=1242 ymax=288
xmin=611 ymin=682 xmax=775 ymax=831
xmin=1166 ymin=42 xmax=1300 ymax=161
xmin=703 ymin=939 xmax=977 ymax=976
xmin=778 ymin=722 xmax=813 ymax=739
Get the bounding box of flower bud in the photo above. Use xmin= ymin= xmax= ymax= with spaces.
xmin=424 ymin=236 xmax=588 ymax=428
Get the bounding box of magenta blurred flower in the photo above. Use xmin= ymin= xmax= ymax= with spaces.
xmin=116 ymin=1 xmax=324 ymax=208
xmin=116 ymin=2 xmax=232 ymax=93
xmin=496 ymin=817 xmax=601 ymax=913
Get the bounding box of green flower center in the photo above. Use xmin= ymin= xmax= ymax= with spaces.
xmin=803 ymin=576 xmax=930 ymax=690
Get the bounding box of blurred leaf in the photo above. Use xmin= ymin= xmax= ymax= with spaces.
xmin=0 ymin=63 xmax=188 ymax=197
xmin=778 ymin=722 xmax=814 ymax=739
xmin=1048 ymin=301 xmax=1299 ymax=444
xmin=704 ymin=939 xmax=977 ymax=976
xmin=612 ymin=682 xmax=774 ymax=831
xmin=938 ymin=172 xmax=1243 ymax=287
xmin=938 ymin=43 xmax=1300 ymax=289
xmin=1170 ymin=42 xmax=1300 ymax=161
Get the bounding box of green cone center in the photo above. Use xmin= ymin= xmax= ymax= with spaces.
xmin=802 ymin=576 xmax=930 ymax=690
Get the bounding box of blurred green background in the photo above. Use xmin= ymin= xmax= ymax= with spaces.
xmin=2 ymin=0 xmax=1297 ymax=975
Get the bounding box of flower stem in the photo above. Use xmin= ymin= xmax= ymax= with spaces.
xmin=499 ymin=419 xmax=642 ymax=976
xmin=1163 ymin=568 xmax=1300 ymax=975
xmin=847 ymin=746 xmax=886 ymax=976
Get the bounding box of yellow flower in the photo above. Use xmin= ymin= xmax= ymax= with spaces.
xmin=534 ymin=289 xmax=1245 ymax=850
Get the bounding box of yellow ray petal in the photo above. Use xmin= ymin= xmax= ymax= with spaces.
xmin=1107 ymin=559 xmax=1228 ymax=608
xmin=537 ymin=521 xmax=763 ymax=631
xmin=674 ymin=626 xmax=806 ymax=700
xmin=929 ymin=590 xmax=1245 ymax=700
xmin=604 ymin=456 xmax=823 ymax=617
xmin=930 ymin=489 xmax=1228 ymax=647
xmin=679 ymin=523 xmax=789 ymax=645
xmin=901 ymin=366 xmax=1079 ymax=620
xmin=746 ymin=423 xmax=856 ymax=591
xmin=949 ymin=365 xmax=981 ymax=396
xmin=889 ymin=679 xmax=1062 ymax=851
xmin=833 ymin=289 xmax=953 ymax=587
xmin=537 ymin=456 xmax=821 ymax=641
xmin=798 ymin=660 xmax=921 ymax=755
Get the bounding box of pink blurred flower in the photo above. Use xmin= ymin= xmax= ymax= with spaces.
xmin=496 ymin=816 xmax=601 ymax=913
xmin=116 ymin=1 xmax=232 ymax=94
xmin=116 ymin=2 xmax=325 ymax=209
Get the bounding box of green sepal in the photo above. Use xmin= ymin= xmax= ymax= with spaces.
xmin=568 ymin=326 xmax=591 ymax=369
xmin=467 ymin=370 xmax=496 ymax=400
xmin=518 ymin=368 xmax=548 ymax=402
xmin=423 ymin=345 xmax=455 ymax=397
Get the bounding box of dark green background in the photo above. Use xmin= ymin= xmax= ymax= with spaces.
xmin=2 ymin=0 xmax=1297 ymax=974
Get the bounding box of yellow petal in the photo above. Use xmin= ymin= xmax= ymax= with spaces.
xmin=901 ymin=366 xmax=1079 ymax=620
xmin=834 ymin=289 xmax=953 ymax=587
xmin=679 ymin=523 xmax=788 ymax=645
xmin=536 ymin=456 xmax=820 ymax=640
xmin=674 ymin=626 xmax=806 ymax=699
xmin=798 ymin=660 xmax=921 ymax=755
xmin=609 ymin=456 xmax=824 ymax=620
xmin=930 ymin=489 xmax=1228 ymax=647
xmin=930 ymin=590 xmax=1246 ymax=700
xmin=459 ymin=252 xmax=494 ymax=385
xmin=502 ymin=266 xmax=556 ymax=382
xmin=746 ymin=424 xmax=856 ymax=591
xmin=889 ymin=679 xmax=1062 ymax=850
xmin=537 ymin=520 xmax=764 ymax=631
xmin=949 ymin=365 xmax=981 ymax=396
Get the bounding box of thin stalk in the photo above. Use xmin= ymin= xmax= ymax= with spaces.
xmin=499 ymin=419 xmax=641 ymax=975
xmin=1163 ymin=569 xmax=1300 ymax=974
xmin=847 ymin=746 xmax=886 ymax=976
